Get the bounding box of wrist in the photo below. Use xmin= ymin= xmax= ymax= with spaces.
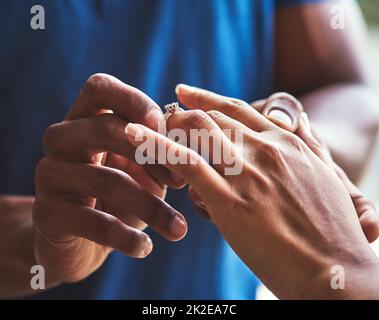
xmin=313 ymin=251 xmax=379 ymax=299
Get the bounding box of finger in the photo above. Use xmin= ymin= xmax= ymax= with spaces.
xmin=296 ymin=112 xmax=333 ymax=165
xmin=205 ymin=110 xmax=259 ymax=145
xmin=43 ymin=113 xmax=182 ymax=188
xmin=66 ymin=74 xmax=164 ymax=131
xmin=36 ymin=159 xmax=188 ymax=241
xmin=165 ymin=110 xmax=242 ymax=175
xmin=105 ymin=153 xmax=165 ymax=197
xmin=261 ymin=93 xmax=303 ymax=132
xmin=175 ymin=84 xmax=273 ymax=132
xmin=33 ymin=199 xmax=153 ymax=258
xmin=297 ymin=113 xmax=379 ymax=243
xmin=250 ymin=99 xmax=267 ymax=113
xmin=250 ymin=93 xmax=303 ymax=133
xmin=188 ymin=187 xmax=210 ymax=220
xmin=103 ymin=153 xmax=164 ymax=230
xmin=125 ymin=122 xmax=231 ymax=203
xmin=333 ymin=164 xmax=379 ymax=243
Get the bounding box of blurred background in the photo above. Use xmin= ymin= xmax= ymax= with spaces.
xmin=258 ymin=0 xmax=379 ymax=299
xmin=358 ymin=0 xmax=379 ymax=254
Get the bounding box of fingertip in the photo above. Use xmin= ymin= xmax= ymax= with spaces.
xmin=124 ymin=232 xmax=154 ymax=259
xmin=361 ymin=211 xmax=379 ymax=243
xmin=125 ymin=122 xmax=144 ymax=144
xmin=175 ymin=84 xmax=200 ymax=109
xmin=175 ymin=84 xmax=195 ymax=98
xmin=137 ymin=234 xmax=154 ymax=258
xmin=143 ymin=236 xmax=154 ymax=256
xmin=175 ymin=84 xmax=182 ymax=96
xmin=169 ymin=214 xmax=188 ymax=241
xmin=188 ymin=187 xmax=210 ymax=219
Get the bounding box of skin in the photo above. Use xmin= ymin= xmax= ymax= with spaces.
xmin=176 ymin=85 xmax=379 ymax=243
xmin=125 ymin=89 xmax=379 ymax=299
xmin=1 ymin=74 xmax=189 ymax=297
xmin=1 ymin=1 xmax=379 ymax=297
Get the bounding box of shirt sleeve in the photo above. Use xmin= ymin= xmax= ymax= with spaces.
xmin=276 ymin=0 xmax=326 ymax=8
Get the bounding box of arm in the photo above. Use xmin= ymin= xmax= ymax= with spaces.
xmin=0 ymin=196 xmax=44 ymax=297
xmin=275 ymin=0 xmax=379 ymax=182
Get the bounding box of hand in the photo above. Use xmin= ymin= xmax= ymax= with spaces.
xmin=125 ymin=90 xmax=379 ymax=299
xmin=33 ymin=74 xmax=188 ymax=284
xmin=175 ymin=85 xmax=379 ymax=243
xmin=0 ymin=196 xmax=36 ymax=297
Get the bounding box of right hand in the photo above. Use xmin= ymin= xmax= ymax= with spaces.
xmin=33 ymin=74 xmax=188 ymax=283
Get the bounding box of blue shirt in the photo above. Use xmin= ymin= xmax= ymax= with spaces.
xmin=0 ymin=0 xmax=320 ymax=299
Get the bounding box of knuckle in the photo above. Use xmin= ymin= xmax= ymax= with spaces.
xmin=224 ymin=98 xmax=249 ymax=110
xmin=102 ymin=114 xmax=126 ymax=137
xmin=183 ymin=110 xmax=210 ymax=128
xmin=243 ymin=163 xmax=272 ymax=192
xmin=42 ymin=122 xmax=62 ymax=153
xmin=124 ymin=229 xmax=148 ymax=256
xmin=94 ymin=168 xmax=129 ymax=195
xmin=83 ymin=73 xmax=112 ymax=95
xmin=263 ymin=141 xmax=282 ymax=160
xmin=256 ymin=140 xmax=286 ymax=169
xmin=229 ymin=192 xmax=251 ymax=215
xmin=207 ymin=110 xmax=225 ymax=121
xmin=281 ymin=132 xmax=304 ymax=150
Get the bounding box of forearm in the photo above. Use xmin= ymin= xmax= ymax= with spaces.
xmin=0 ymin=196 xmax=58 ymax=298
xmin=300 ymin=83 xmax=379 ymax=182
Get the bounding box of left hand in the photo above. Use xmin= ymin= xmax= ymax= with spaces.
xmin=124 ymin=87 xmax=379 ymax=299
xmin=174 ymin=84 xmax=379 ymax=243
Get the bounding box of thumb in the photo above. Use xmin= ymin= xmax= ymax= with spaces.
xmin=334 ymin=163 xmax=379 ymax=243
xmin=251 ymin=93 xmax=303 ymax=133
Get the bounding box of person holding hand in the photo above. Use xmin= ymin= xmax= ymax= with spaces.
xmin=125 ymin=87 xmax=379 ymax=299
xmin=1 ymin=75 xmax=188 ymax=296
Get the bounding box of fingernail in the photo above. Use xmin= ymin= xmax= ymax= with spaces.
xmin=125 ymin=123 xmax=142 ymax=146
xmin=170 ymin=214 xmax=187 ymax=239
xmin=170 ymin=171 xmax=185 ymax=185
xmin=143 ymin=236 xmax=153 ymax=256
xmin=267 ymin=109 xmax=292 ymax=127
xmin=146 ymin=107 xmax=165 ymax=125
xmin=176 ymin=84 xmax=195 ymax=96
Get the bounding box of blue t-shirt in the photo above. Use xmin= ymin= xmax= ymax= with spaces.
xmin=0 ymin=0 xmax=320 ymax=299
